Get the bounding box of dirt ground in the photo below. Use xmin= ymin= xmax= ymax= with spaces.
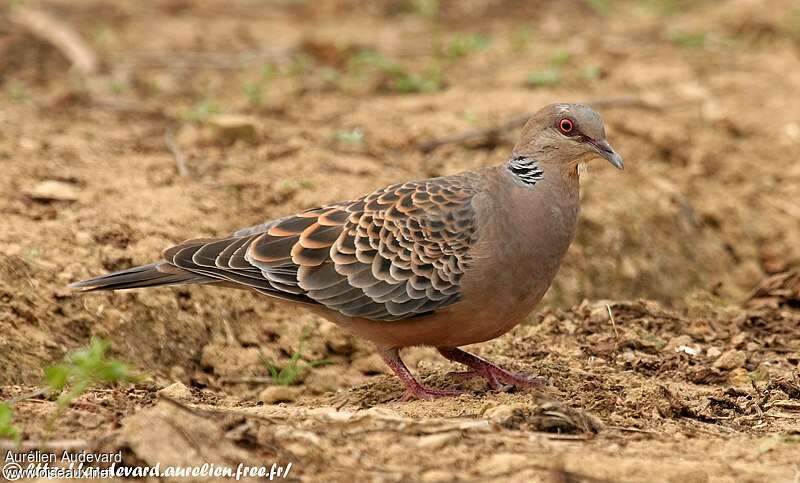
xmin=1 ymin=0 xmax=799 ymax=481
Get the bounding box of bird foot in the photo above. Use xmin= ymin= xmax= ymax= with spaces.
xmin=399 ymin=385 xmax=464 ymax=402
xmin=380 ymin=347 xmax=465 ymax=401
xmin=439 ymin=347 xmax=545 ymax=392
xmin=447 ymin=368 xmax=544 ymax=391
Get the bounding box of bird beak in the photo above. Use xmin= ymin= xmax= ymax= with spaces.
xmin=590 ymin=139 xmax=624 ymax=170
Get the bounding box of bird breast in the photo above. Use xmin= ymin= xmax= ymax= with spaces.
xmin=456 ymin=170 xmax=580 ymax=337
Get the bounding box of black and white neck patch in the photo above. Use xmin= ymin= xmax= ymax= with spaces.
xmin=506 ymin=156 xmax=543 ymax=187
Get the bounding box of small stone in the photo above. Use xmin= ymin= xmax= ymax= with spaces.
xmin=351 ymin=353 xmax=387 ymax=375
xmin=75 ymin=231 xmax=92 ymax=246
xmin=208 ymin=114 xmax=259 ymax=145
xmin=665 ymin=335 xmax=692 ymax=353
xmin=415 ymin=432 xmax=459 ymax=450
xmin=713 ymin=350 xmax=747 ymax=370
xmin=485 ymin=453 xmax=526 ymax=474
xmin=482 ymin=403 xmax=518 ymax=421
xmin=26 ymin=180 xmax=79 ymax=202
xmin=258 ymin=385 xmax=302 ymax=404
xmin=157 ymin=382 xmax=193 ymax=400
xmin=319 ymin=322 xmax=354 ymax=355
xmin=728 ymin=367 xmax=750 ymax=387
xmin=706 ymin=347 xmax=722 ymax=358
xmin=731 ymin=333 xmax=747 ymax=347
xmin=421 ymin=470 xmax=453 ymax=482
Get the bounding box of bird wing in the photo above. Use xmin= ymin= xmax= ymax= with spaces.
xmin=163 ymin=173 xmax=483 ymax=321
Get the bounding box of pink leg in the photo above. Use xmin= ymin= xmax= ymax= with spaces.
xmin=379 ymin=348 xmax=463 ymax=401
xmin=437 ymin=347 xmax=545 ymax=391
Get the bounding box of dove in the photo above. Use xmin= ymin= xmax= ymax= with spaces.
xmin=71 ymin=103 xmax=623 ymax=400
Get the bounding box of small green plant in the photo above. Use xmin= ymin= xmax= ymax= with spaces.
xmin=287 ymin=53 xmax=313 ymax=77
xmin=335 ymin=128 xmax=365 ymax=145
xmin=7 ymin=80 xmax=31 ymax=102
xmin=640 ymin=0 xmax=694 ymax=16
xmin=549 ymin=49 xmax=572 ymax=67
xmin=668 ymin=30 xmax=708 ymax=48
xmin=351 ymin=50 xmax=442 ymax=93
xmin=183 ymin=100 xmax=221 ymax=122
xmin=391 ymin=66 xmax=442 ymax=93
xmin=0 ymin=403 xmax=21 ymax=444
xmin=526 ymin=48 xmax=575 ymax=88
xmin=264 ymin=331 xmax=331 ymax=386
xmin=443 ymin=33 xmax=490 ymax=60
xmin=510 ymin=26 xmax=534 ymax=52
xmin=242 ymin=64 xmax=277 ymax=106
xmin=462 ymin=111 xmax=478 ymax=124
xmin=785 ymin=8 xmax=800 ymax=43
xmin=585 ymin=0 xmax=611 ymax=15
xmin=582 ymin=64 xmax=602 ymax=81
xmin=409 ymin=0 xmax=439 ymax=19
xmin=109 ymin=80 xmax=129 ymax=95
xmin=527 ymin=68 xmax=561 ymax=88
xmin=44 ymin=337 xmax=136 ymax=408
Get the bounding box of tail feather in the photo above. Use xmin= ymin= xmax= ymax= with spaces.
xmin=69 ymin=263 xmax=211 ymax=291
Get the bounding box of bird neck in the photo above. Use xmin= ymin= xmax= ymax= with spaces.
xmin=504 ymin=155 xmax=580 ymax=190
xmin=505 ymin=155 xmax=544 ymax=188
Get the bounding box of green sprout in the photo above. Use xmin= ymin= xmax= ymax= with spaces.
xmin=351 ymin=50 xmax=442 ymax=93
xmin=0 ymin=404 xmax=21 ymax=444
xmin=582 ymin=65 xmax=602 ymax=81
xmin=44 ymin=337 xmax=137 ymax=408
xmin=183 ymin=100 xmax=222 ymax=122
xmin=443 ymin=33 xmax=490 ymax=60
xmin=668 ymin=30 xmax=708 ymax=48
xmin=409 ymin=0 xmax=439 ymax=19
xmin=242 ymin=64 xmax=277 ymax=106
xmin=549 ymin=49 xmax=572 ymax=67
xmin=7 ymin=80 xmax=31 ymax=103
xmin=526 ymin=68 xmax=561 ymax=88
xmin=510 ymin=26 xmax=534 ymax=52
xmin=264 ymin=332 xmax=331 ymax=386
xmin=585 ymin=0 xmax=611 ymax=15
xmin=335 ymin=128 xmax=365 ymax=145
xmin=785 ymin=8 xmax=800 ymax=43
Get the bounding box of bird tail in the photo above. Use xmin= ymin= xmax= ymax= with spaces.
xmin=69 ymin=262 xmax=211 ymax=291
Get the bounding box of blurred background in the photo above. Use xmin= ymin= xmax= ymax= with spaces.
xmin=1 ymin=0 xmax=799 ymax=381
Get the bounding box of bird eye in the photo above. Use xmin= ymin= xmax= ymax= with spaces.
xmin=558 ymin=118 xmax=574 ymax=134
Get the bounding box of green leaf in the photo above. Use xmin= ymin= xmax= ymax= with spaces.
xmin=526 ymin=68 xmax=561 ymax=88
xmin=549 ymin=49 xmax=572 ymax=67
xmin=44 ymin=365 xmax=70 ymax=392
xmin=0 ymin=404 xmax=21 ymax=443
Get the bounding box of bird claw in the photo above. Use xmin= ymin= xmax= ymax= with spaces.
xmin=447 ymin=367 xmax=544 ymax=392
xmin=399 ymin=385 xmax=464 ymax=402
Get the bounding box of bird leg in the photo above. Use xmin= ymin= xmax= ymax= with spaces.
xmin=437 ymin=347 xmax=544 ymax=391
xmin=379 ymin=348 xmax=463 ymax=401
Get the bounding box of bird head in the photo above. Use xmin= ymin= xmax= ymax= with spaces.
xmin=513 ymin=103 xmax=623 ymax=171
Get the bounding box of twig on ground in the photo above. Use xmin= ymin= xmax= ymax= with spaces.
xmin=606 ymin=304 xmax=620 ymax=341
xmin=3 ymin=388 xmax=49 ymax=405
xmin=417 ymin=96 xmax=660 ymax=152
xmin=605 ymin=425 xmax=656 ymax=435
xmin=0 ymin=439 xmax=89 ymax=452
xmin=157 ymin=393 xmax=204 ymax=415
xmin=9 ymin=6 xmax=99 ymax=75
xmin=164 ymin=129 xmax=189 ymax=177
xmin=91 ymin=97 xmax=167 ymax=118
xmin=222 ymin=319 xmax=238 ymax=347
xmin=107 ymin=49 xmax=289 ymax=70
xmin=219 ymin=376 xmax=274 ymax=385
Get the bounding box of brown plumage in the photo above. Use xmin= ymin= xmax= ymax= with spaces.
xmin=71 ymin=103 xmax=623 ymax=400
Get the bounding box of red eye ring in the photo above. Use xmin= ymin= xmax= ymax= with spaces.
xmin=559 ymin=118 xmax=574 ymax=134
